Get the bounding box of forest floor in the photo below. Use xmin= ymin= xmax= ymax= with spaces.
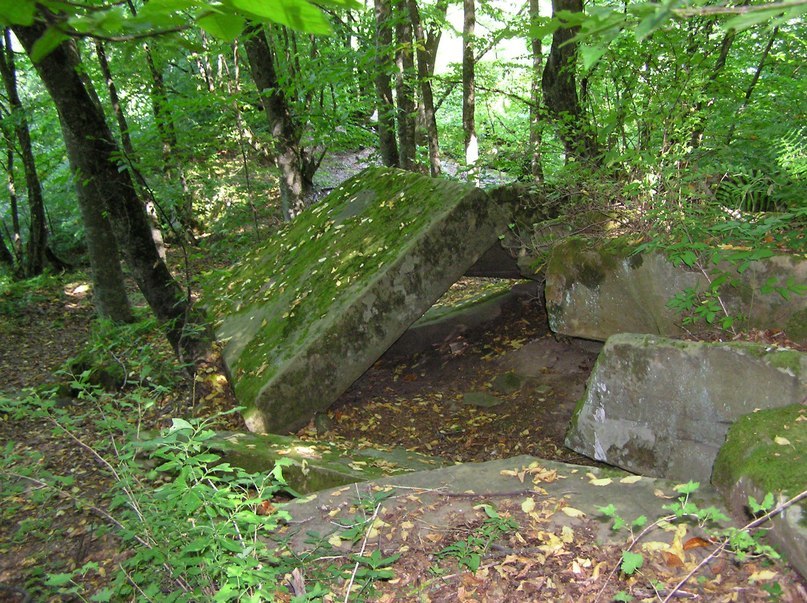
xmin=1 ymin=270 xmax=806 ymax=601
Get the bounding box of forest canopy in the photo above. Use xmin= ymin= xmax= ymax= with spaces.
xmin=0 ymin=0 xmax=804 ymax=345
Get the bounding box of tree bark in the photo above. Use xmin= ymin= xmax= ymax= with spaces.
xmin=94 ymin=40 xmax=166 ymax=260
xmin=689 ymin=27 xmax=737 ymax=151
xmin=725 ymin=27 xmax=779 ymax=146
xmin=541 ymin=0 xmax=598 ymax=163
xmin=14 ymin=22 xmax=208 ymax=359
xmin=243 ymin=24 xmax=311 ymax=220
xmin=408 ymin=0 xmax=441 ymax=176
xmin=463 ymin=0 xmax=478 ymax=172
xmin=0 ymin=227 xmax=14 ymax=268
xmin=528 ymin=0 xmax=544 ymax=181
xmin=0 ymin=124 xmax=22 ymax=268
xmin=374 ymin=0 xmax=400 ymax=167
xmin=0 ymin=28 xmax=47 ymax=276
xmin=395 ymin=0 xmax=416 ymax=171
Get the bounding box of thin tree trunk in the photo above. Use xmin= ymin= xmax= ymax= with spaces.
xmin=15 ymin=22 xmax=208 ymax=360
xmin=243 ymin=24 xmax=308 ymax=220
xmin=463 ymin=0 xmax=478 ymax=173
xmin=541 ymin=0 xmax=599 ymax=163
xmin=95 ymin=39 xmax=166 ymax=260
xmin=0 ymin=227 xmax=13 ymax=268
xmin=689 ymin=26 xmax=737 ymax=151
xmin=0 ymin=28 xmax=47 ymax=276
xmin=395 ymin=0 xmax=416 ymax=171
xmin=424 ymin=0 xmax=449 ymax=77
xmin=725 ymin=27 xmax=778 ymax=146
xmin=1 ymin=127 xmax=23 ymax=269
xmin=374 ymin=0 xmax=400 ymax=167
xmin=529 ymin=0 xmax=544 ymax=181
xmin=408 ymin=0 xmax=441 ymax=176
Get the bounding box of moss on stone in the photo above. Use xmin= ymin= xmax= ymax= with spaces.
xmin=786 ymin=308 xmax=807 ymax=343
xmin=712 ymin=405 xmax=807 ymax=498
xmin=201 ymin=168 xmax=478 ymax=416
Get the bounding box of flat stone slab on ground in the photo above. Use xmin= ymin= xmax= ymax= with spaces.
xmin=208 ymin=431 xmax=448 ymax=494
xmin=281 ymin=455 xmax=733 ymax=558
xmin=204 ymin=167 xmax=513 ymax=433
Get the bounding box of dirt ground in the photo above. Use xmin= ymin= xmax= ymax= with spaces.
xmin=316 ymin=279 xmax=602 ymax=467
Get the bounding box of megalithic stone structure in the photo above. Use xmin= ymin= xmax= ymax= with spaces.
xmin=204 ymin=167 xmax=515 ymax=433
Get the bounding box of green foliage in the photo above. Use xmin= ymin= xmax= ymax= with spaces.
xmin=0 ymin=271 xmax=64 ymax=315
xmin=104 ymin=415 xmax=295 ymax=601
xmin=3 ymin=0 xmax=362 ymax=61
xmin=434 ymin=504 xmax=518 ymax=573
xmin=598 ymin=481 xmax=784 ymax=596
xmin=62 ymin=309 xmax=186 ymax=393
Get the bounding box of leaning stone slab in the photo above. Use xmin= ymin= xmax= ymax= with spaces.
xmin=204 ymin=167 xmax=513 ymax=433
xmin=565 ymin=333 xmax=807 ymax=484
xmin=207 ymin=431 xmax=448 ymax=494
xmin=545 ymin=238 xmax=807 ymax=344
xmin=712 ymin=405 xmax=807 ymax=578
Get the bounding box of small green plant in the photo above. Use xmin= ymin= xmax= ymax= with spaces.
xmin=434 ymin=504 xmax=518 ymax=573
xmin=596 ymin=481 xmax=798 ymax=602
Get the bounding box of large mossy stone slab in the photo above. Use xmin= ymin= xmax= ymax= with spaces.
xmin=712 ymin=405 xmax=807 ymax=577
xmin=565 ymin=333 xmax=807 ymax=484
xmin=205 ymin=167 xmax=512 ymax=433
xmin=545 ymin=238 xmax=807 ymax=343
xmin=207 ymin=432 xmax=448 ymax=494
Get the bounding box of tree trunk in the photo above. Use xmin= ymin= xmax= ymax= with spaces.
xmin=541 ymin=0 xmax=598 ymax=163
xmin=424 ymin=0 xmax=449 ymax=77
xmin=725 ymin=27 xmax=779 ymax=147
xmin=95 ymin=40 xmax=166 ymax=260
xmin=463 ymin=0 xmax=478 ymax=172
xmin=0 ymin=125 xmax=23 ymax=268
xmin=689 ymin=27 xmax=736 ymax=151
xmin=374 ymin=0 xmax=400 ymax=167
xmin=15 ymin=22 xmax=208 ymax=360
xmin=408 ymin=0 xmax=441 ymax=176
xmin=0 ymin=28 xmax=47 ymax=276
xmin=243 ymin=24 xmax=310 ymax=220
xmin=528 ymin=0 xmax=544 ymax=181
xmin=0 ymin=227 xmax=13 ymax=268
xmin=395 ymin=0 xmax=416 ymax=171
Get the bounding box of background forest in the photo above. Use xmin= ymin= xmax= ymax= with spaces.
xmin=0 ymin=0 xmax=805 ymax=600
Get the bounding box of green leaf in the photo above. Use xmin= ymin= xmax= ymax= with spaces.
xmin=45 ymin=572 xmax=75 ymax=587
xmin=620 ymin=550 xmax=644 ymax=574
xmin=198 ymin=12 xmax=245 ymax=41
xmin=0 ymin=0 xmax=36 ymax=26
xmin=30 ymin=27 xmax=70 ymax=63
xmin=597 ymin=503 xmax=617 ymax=517
xmin=674 ymin=481 xmax=700 ymax=495
xmin=231 ymin=0 xmax=332 ymax=35
xmin=170 ymin=417 xmax=194 ymax=432
xmin=580 ymin=44 xmax=606 ymax=72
